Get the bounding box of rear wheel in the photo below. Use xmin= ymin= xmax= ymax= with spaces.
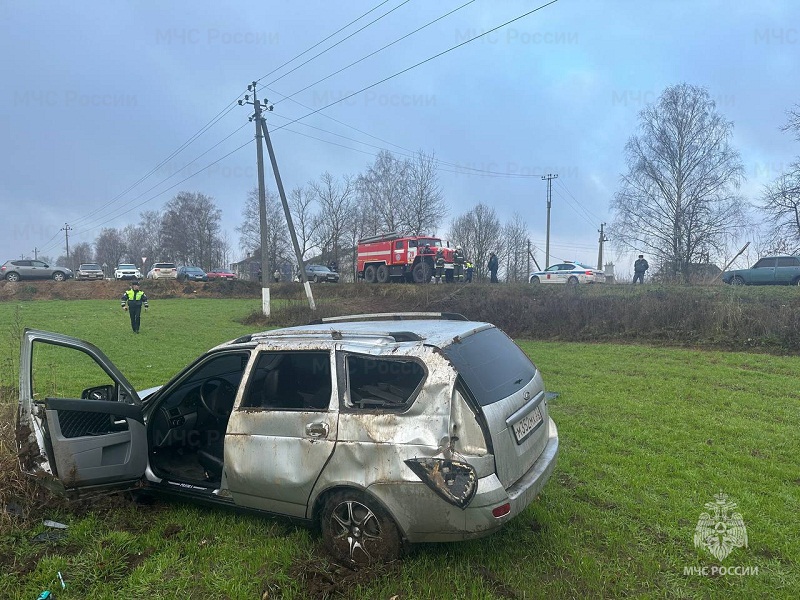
xmin=321 ymin=490 xmax=402 ymax=566
xmin=6 ymin=272 xmax=20 ymax=282
xmin=364 ymin=265 xmax=376 ymax=283
xmin=376 ymin=265 xmax=389 ymax=283
xmin=567 ymin=276 xmax=579 ymax=285
xmin=52 ymin=272 xmax=65 ymax=282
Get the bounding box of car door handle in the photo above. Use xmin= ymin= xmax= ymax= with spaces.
xmin=305 ymin=422 xmax=329 ymax=438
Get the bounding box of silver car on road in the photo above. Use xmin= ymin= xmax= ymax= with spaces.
xmin=17 ymin=313 xmax=558 ymax=564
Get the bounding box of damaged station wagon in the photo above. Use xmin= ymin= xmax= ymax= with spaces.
xmin=16 ymin=313 xmax=559 ymax=564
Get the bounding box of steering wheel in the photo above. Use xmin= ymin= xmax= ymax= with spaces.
xmin=199 ymin=377 xmax=236 ymax=420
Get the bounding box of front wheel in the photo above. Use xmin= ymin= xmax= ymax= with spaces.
xmin=412 ymin=262 xmax=431 ymax=283
xmin=567 ymin=276 xmax=579 ymax=285
xmin=321 ymin=491 xmax=403 ymax=566
xmin=731 ymin=276 xmax=746 ymax=286
xmin=313 ymin=275 xmax=320 ymax=283
xmin=52 ymin=272 xmax=65 ymax=282
xmin=529 ymin=276 xmax=540 ymax=284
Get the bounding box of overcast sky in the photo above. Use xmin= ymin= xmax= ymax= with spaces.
xmin=1 ymin=0 xmax=798 ymax=273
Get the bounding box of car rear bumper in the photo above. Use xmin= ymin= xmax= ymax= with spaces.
xmin=369 ymin=418 xmax=559 ymax=543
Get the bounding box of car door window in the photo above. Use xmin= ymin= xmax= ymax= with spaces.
xmin=776 ymin=257 xmax=799 ymax=267
xmin=242 ymin=351 xmax=332 ymax=410
xmin=753 ymin=258 xmax=775 ymax=269
xmin=342 ymin=355 xmax=425 ymax=412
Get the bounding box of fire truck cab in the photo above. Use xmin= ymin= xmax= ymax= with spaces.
xmin=357 ymin=233 xmax=454 ymax=283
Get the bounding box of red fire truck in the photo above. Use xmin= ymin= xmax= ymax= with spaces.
xmin=357 ymin=232 xmax=455 ymax=283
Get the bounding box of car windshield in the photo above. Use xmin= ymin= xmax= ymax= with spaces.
xmin=118 ymin=264 xmax=135 ymax=269
xmin=185 ymin=267 xmax=203 ymax=273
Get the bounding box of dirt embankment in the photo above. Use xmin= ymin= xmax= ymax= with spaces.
xmin=0 ymin=279 xmax=261 ymax=302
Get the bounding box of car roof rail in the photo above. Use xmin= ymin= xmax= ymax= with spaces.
xmin=309 ymin=312 xmax=468 ymax=325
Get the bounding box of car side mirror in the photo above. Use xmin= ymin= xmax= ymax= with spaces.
xmin=81 ymin=384 xmax=115 ymax=401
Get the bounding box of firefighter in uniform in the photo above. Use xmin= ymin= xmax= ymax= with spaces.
xmin=453 ymin=246 xmax=465 ymax=282
xmin=465 ymin=261 xmax=474 ymax=283
xmin=434 ymin=249 xmax=445 ymax=283
xmin=121 ymin=281 xmax=148 ymax=333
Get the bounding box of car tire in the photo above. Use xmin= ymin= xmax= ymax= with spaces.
xmin=364 ymin=265 xmax=377 ymax=283
xmin=52 ymin=272 xmax=65 ymax=282
xmin=412 ymin=262 xmax=431 ymax=283
xmin=792 ymin=277 xmax=800 ymax=286
xmin=731 ymin=276 xmax=746 ymax=286
xmin=313 ymin=275 xmax=320 ymax=283
xmin=376 ymin=265 xmax=389 ymax=283
xmin=6 ymin=272 xmax=20 ymax=282
xmin=530 ymin=276 xmax=540 ymax=284
xmin=567 ymin=276 xmax=579 ymax=285
xmin=321 ymin=490 xmax=403 ymax=566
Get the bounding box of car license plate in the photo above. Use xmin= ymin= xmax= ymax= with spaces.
xmin=512 ymin=405 xmax=543 ymax=444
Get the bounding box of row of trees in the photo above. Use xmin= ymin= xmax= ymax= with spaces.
xmin=237 ymin=151 xmax=533 ymax=283
xmin=610 ymin=82 xmax=799 ymax=282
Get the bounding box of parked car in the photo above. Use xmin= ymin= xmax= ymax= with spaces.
xmin=75 ymin=263 xmax=105 ymax=280
xmin=302 ymin=264 xmax=340 ymax=283
xmin=147 ymin=262 xmax=178 ymax=279
xmin=114 ymin=264 xmax=142 ymax=280
xmin=721 ymin=255 xmax=800 ymax=286
xmin=177 ymin=266 xmax=208 ymax=282
xmin=17 ymin=314 xmax=559 ymax=565
xmin=206 ymin=268 xmax=237 ymax=280
xmin=1 ymin=260 xmax=73 ymax=282
xmin=529 ymin=262 xmax=605 ymax=285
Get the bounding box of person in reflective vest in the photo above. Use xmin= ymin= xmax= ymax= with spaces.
xmin=434 ymin=249 xmax=445 ymax=283
xmin=464 ymin=261 xmax=474 ymax=283
xmin=453 ymin=246 xmax=465 ymax=281
xmin=121 ymin=281 xmax=149 ymax=333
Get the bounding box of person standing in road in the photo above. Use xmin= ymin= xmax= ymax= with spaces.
xmin=633 ymin=254 xmax=649 ymax=284
xmin=434 ymin=249 xmax=445 ymax=283
xmin=121 ymin=281 xmax=148 ymax=333
xmin=488 ymin=252 xmax=499 ymax=283
xmin=453 ymin=246 xmax=465 ymax=282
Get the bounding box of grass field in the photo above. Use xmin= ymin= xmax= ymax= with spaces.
xmin=0 ymin=299 xmax=798 ymax=599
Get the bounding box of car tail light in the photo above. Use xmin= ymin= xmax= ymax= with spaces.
xmin=405 ymin=458 xmax=477 ymax=508
xmin=492 ymin=503 xmax=511 ymax=518
xmin=584 ymin=270 xmax=592 ymax=275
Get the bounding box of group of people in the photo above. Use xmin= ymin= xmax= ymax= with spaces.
xmin=420 ymin=244 xmax=499 ymax=284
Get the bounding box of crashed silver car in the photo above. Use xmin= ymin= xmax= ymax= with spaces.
xmin=16 ymin=313 xmax=558 ymax=564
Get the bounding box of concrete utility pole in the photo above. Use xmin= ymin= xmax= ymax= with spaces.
xmin=240 ymin=82 xmax=315 ymax=314
xmin=597 ymin=223 xmax=608 ymax=270
xmin=239 ymin=87 xmax=273 ymax=316
xmin=60 ymin=223 xmax=72 ymax=262
xmin=32 ymin=247 xmax=38 ymax=260
xmin=541 ymin=174 xmax=558 ymax=268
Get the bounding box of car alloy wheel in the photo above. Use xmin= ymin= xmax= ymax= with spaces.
xmin=321 ymin=491 xmax=402 ymax=565
xmin=6 ymin=272 xmax=20 ymax=282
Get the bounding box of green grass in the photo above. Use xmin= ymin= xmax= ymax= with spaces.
xmin=1 ymin=300 xmax=798 ymax=598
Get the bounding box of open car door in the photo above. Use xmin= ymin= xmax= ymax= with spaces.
xmin=17 ymin=329 xmax=147 ymax=495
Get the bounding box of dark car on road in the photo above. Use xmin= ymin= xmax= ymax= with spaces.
xmin=1 ymin=260 xmax=73 ymax=282
xmin=721 ymin=255 xmax=800 ymax=286
xmin=177 ymin=266 xmax=208 ymax=282
xmin=302 ymin=264 xmax=340 ymax=283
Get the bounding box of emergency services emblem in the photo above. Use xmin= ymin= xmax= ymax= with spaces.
xmin=693 ymin=492 xmax=748 ymax=561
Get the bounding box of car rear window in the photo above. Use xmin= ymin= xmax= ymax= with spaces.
xmin=155 ymin=263 xmax=176 ymax=268
xmin=441 ymin=327 xmax=536 ymax=406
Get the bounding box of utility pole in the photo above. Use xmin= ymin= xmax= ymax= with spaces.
xmin=541 ymin=174 xmax=557 ymax=268
xmin=527 ymin=240 xmax=531 ymax=276
xmin=32 ymin=247 xmax=38 ymax=260
xmin=240 ymin=82 xmax=316 ymax=313
xmin=597 ymin=223 xmax=608 ymax=270
xmin=239 ymin=87 xmax=272 ymax=316
xmin=61 ymin=223 xmax=72 ymax=263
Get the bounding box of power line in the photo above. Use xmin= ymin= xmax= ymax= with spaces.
xmin=268 ymin=0 xmax=561 ymax=134
xmin=258 ymin=0 xmax=412 ymax=87
xmin=556 ymin=178 xmax=605 ymax=223
xmin=272 ymin=0 xmax=477 ymax=107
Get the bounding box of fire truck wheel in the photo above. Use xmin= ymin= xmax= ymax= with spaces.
xmin=412 ymin=262 xmax=429 ymax=283
xmin=376 ymin=265 xmax=389 ymax=283
xmin=364 ymin=265 xmax=377 ymax=283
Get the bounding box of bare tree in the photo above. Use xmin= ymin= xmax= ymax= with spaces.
xmin=94 ymin=228 xmax=128 ymax=270
xmin=398 ymin=151 xmax=447 ymax=235
xmin=311 ymin=172 xmax=356 ymax=268
xmin=289 ymin=184 xmax=320 ymax=261
xmin=357 ymin=150 xmax=408 ymax=235
xmin=236 ymin=187 xmax=292 ymax=277
xmin=761 ymin=104 xmax=800 ymax=254
xmin=448 ymin=203 xmax=503 ymax=282
xmin=160 ymin=192 xmax=223 ymax=268
xmin=502 ymin=213 xmax=529 ymax=282
xmin=610 ymin=83 xmax=746 ymax=282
